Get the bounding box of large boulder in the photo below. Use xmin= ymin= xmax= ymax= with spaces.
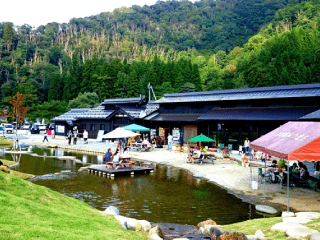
xmin=103 ymin=206 xmax=120 ymax=216
xmin=148 ymin=225 xmax=164 ymax=239
xmin=217 ymin=231 xmax=248 ymax=240
xmin=255 ymin=205 xmax=277 ymax=214
xmin=209 ymin=226 xmax=224 ymax=240
xmin=126 ymin=218 xmax=139 ymax=231
xmin=197 ymin=220 xmax=217 ymax=228
xmin=136 ymin=220 xmax=151 ymax=233
xmin=149 ymin=233 xmax=163 ymax=240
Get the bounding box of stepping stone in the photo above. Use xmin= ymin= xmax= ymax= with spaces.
xmin=255 ymin=205 xmax=277 ymax=214
xmin=286 ymin=228 xmax=318 ymax=237
xmin=311 ymin=232 xmax=320 ymax=240
xmin=295 ymin=212 xmax=320 ymax=219
xmin=193 ymin=174 xmax=205 ymax=178
xmin=271 ymin=222 xmax=308 ymax=232
xmin=283 ymin=217 xmax=312 ymax=224
xmin=61 ymin=170 xmax=71 ymax=173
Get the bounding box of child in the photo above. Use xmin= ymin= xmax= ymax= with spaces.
xmin=238 ymin=145 xmax=243 ymax=155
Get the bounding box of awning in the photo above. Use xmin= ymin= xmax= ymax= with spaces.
xmin=102 ymin=127 xmax=140 ymax=139
xmin=150 ymin=113 xmax=203 ymax=122
xmin=198 ymin=107 xmax=318 ymax=121
xmin=250 ymin=121 xmax=320 ymax=161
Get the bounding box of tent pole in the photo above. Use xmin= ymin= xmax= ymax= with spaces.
xmin=264 ymin=160 xmax=266 ymax=202
xmin=287 ymin=160 xmax=290 ymax=212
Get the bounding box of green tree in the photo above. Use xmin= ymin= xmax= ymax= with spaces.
xmin=68 ymin=92 xmax=100 ymax=109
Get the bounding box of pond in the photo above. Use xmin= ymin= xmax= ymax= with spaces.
xmin=2 ymin=147 xmax=263 ymax=226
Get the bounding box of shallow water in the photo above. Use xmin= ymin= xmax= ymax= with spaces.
xmin=3 ymin=147 xmax=262 ymax=225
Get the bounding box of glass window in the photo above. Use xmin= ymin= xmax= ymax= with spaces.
xmin=82 ymin=124 xmax=86 ymax=129
xmin=90 ymin=124 xmax=95 ymax=130
xmin=100 ymin=124 xmax=105 ymax=130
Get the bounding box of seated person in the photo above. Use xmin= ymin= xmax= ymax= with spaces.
xmin=142 ymin=139 xmax=151 ymax=150
xmin=265 ymin=160 xmax=278 ymax=182
xmin=292 ymin=165 xmax=309 ymax=183
xmin=199 ymin=146 xmax=208 ymax=159
xmin=188 ymin=148 xmax=197 ymax=164
xmin=104 ymin=149 xmax=113 ymax=167
xmin=113 ymin=150 xmax=120 ymax=169
xmin=291 ymin=162 xmax=300 ymax=179
xmin=120 ymin=147 xmax=130 ymax=163
xmin=0 ymin=160 xmax=11 ymax=174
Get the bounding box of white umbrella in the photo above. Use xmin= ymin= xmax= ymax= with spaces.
xmin=102 ymin=127 xmax=140 ymax=139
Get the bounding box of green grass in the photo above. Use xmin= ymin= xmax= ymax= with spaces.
xmin=0 ymin=172 xmax=145 ymax=240
xmin=0 ymin=138 xmax=13 ymax=148
xmin=1 ymin=159 xmax=35 ymax=179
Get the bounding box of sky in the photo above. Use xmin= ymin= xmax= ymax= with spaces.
xmin=0 ymin=0 xmax=160 ymax=28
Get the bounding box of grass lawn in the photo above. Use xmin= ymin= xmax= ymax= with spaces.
xmin=0 ymin=172 xmax=145 ymax=240
xmin=0 ymin=138 xmax=13 ymax=148
xmin=1 ymin=159 xmax=35 ymax=179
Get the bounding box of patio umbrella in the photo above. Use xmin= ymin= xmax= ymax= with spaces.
xmin=123 ymin=124 xmax=150 ymax=132
xmin=250 ymin=121 xmax=320 ymax=212
xmin=102 ymin=127 xmax=140 ymax=139
xmin=188 ymin=134 xmax=215 ymax=142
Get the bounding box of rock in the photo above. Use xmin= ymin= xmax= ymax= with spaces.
xmin=103 ymin=206 xmax=120 ymax=216
xmin=295 ymin=212 xmax=320 ymax=219
xmin=286 ymin=228 xmax=318 ymax=237
xmin=283 ymin=217 xmax=312 ymax=224
xmin=193 ymin=174 xmax=205 ymax=178
xmin=271 ymin=222 xmax=308 ymax=232
xmin=148 ymin=225 xmax=164 ymax=239
xmin=136 ymin=220 xmax=151 ymax=233
xmin=198 ymin=227 xmax=205 ymax=234
xmin=114 ymin=215 xmax=128 ymax=222
xmin=78 ymin=167 xmax=88 ymax=172
xmin=209 ymin=226 xmax=224 ymax=240
xmin=255 ymin=205 xmax=277 ymax=214
xmin=245 ymin=235 xmax=258 ymax=240
xmin=217 ymin=231 xmax=248 ymax=240
xmin=197 ymin=220 xmax=217 ymax=228
xmin=311 ymin=232 xmax=320 ymax=240
xmin=254 ymin=229 xmax=265 ymax=239
xmin=60 ymin=170 xmax=71 ymax=173
xmin=149 ymin=234 xmax=163 ymax=240
xmin=282 ymin=211 xmax=295 ymax=217
xmin=172 ymin=239 xmax=189 ymax=240
xmin=126 ymin=218 xmax=139 ymax=231
xmin=119 ymin=221 xmax=127 ymax=230
xmin=201 ymin=225 xmax=218 ymax=235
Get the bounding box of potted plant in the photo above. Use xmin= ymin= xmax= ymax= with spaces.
xmin=277 ymin=159 xmax=286 ymax=172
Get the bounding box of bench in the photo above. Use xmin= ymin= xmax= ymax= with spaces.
xmin=106 ymin=157 xmax=135 ymax=169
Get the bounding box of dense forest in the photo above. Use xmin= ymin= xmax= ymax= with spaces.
xmin=0 ymin=0 xmax=319 ymax=123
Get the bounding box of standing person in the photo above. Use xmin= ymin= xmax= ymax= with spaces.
xmin=83 ymin=130 xmax=88 ymax=144
xmin=244 ymin=137 xmax=250 ymax=155
xmin=238 ymin=145 xmax=243 ymax=155
xmin=52 ymin=129 xmax=55 ymax=139
xmin=73 ymin=130 xmax=78 ymax=145
xmin=167 ymin=134 xmax=173 ymax=150
xmin=67 ymin=130 xmax=73 ymax=145
xmin=43 ymin=130 xmax=49 ymax=142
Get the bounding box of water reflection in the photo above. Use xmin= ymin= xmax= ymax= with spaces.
xmin=2 ymin=147 xmax=262 ymax=225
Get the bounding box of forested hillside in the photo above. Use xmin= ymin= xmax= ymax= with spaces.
xmin=0 ymin=0 xmax=319 ymax=123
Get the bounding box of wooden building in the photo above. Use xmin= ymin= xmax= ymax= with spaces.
xmin=145 ymin=83 xmax=320 ymax=148
xmin=51 ymin=96 xmax=158 ymax=138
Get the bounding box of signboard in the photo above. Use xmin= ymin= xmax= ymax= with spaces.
xmin=56 ymin=125 xmax=65 ymax=133
xmin=151 ymin=129 xmax=156 ymax=136
xmin=159 ymin=127 xmax=165 ymax=139
xmin=96 ymin=130 xmax=105 ymax=142
xmin=183 ymin=125 xmax=197 ymax=144
xmin=172 ymin=128 xmax=181 ymax=143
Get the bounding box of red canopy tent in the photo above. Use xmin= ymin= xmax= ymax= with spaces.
xmin=250 ymin=121 xmax=320 ymax=212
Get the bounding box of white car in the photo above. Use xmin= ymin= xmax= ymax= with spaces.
xmin=21 ymin=123 xmax=30 ymax=130
xmin=4 ymin=124 xmax=14 ymax=134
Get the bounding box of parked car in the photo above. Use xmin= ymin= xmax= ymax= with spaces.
xmin=21 ymin=123 xmax=30 ymax=130
xmin=4 ymin=124 xmax=14 ymax=134
xmin=31 ymin=124 xmax=47 ymax=134
xmin=0 ymin=126 xmax=4 ymax=136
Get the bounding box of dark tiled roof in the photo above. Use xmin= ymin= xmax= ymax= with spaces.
xmin=198 ymin=107 xmax=318 ymax=121
xmin=300 ymin=109 xmax=320 ymax=120
xmin=51 ymin=108 xmax=91 ymax=121
xmin=155 ymin=83 xmax=320 ymax=104
xmin=150 ymin=113 xmax=203 ymax=122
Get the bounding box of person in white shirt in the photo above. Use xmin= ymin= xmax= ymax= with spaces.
xmin=167 ymin=134 xmax=173 ymax=150
xmin=244 ymin=137 xmax=250 ymax=155
xmin=83 ymin=130 xmax=88 ymax=144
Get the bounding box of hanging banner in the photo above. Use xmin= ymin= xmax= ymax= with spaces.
xmin=183 ymin=125 xmax=197 ymax=144
xmin=151 ymin=129 xmax=156 ymax=136
xmin=172 ymin=128 xmax=181 ymax=143
xmin=56 ymin=125 xmax=65 ymax=133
